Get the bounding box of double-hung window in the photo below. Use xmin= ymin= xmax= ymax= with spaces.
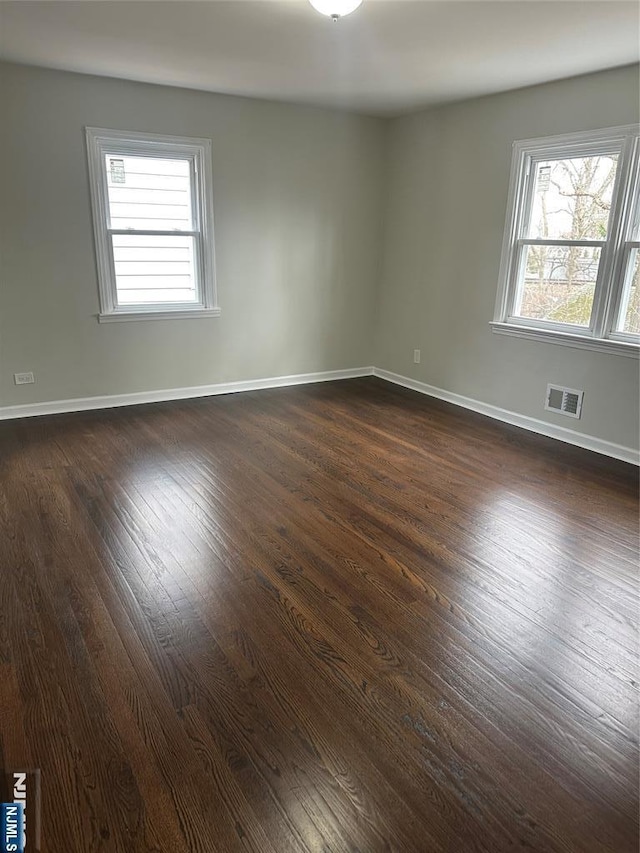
xmin=492 ymin=125 xmax=639 ymax=355
xmin=86 ymin=128 xmax=219 ymax=322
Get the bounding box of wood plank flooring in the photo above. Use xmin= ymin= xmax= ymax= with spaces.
xmin=0 ymin=376 xmax=637 ymax=852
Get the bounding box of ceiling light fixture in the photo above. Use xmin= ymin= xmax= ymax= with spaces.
xmin=308 ymin=0 xmax=363 ymax=22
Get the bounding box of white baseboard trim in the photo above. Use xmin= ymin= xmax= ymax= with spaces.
xmin=373 ymin=367 xmax=639 ymax=466
xmin=0 ymin=366 xmax=374 ymax=421
xmin=2 ymin=364 xmax=636 ymax=465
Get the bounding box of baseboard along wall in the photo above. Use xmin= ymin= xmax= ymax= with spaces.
xmin=1 ymin=365 xmax=637 ymax=465
xmin=372 ymin=368 xmax=639 ymax=466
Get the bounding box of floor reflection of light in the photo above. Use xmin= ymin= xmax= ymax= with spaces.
xmin=471 ymin=490 xmax=566 ymax=625
xmin=106 ymin=444 xmax=233 ymax=612
xmin=469 ymin=489 xmax=638 ymax=732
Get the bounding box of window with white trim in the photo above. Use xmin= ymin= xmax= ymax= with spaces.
xmin=86 ymin=128 xmax=219 ymax=322
xmin=492 ymin=125 xmax=639 ymax=356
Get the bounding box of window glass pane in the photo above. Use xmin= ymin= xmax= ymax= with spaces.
xmin=112 ymin=234 xmax=198 ymax=305
xmin=105 ymin=155 xmax=193 ymax=230
xmin=631 ymin=198 xmax=640 ymax=240
xmin=514 ymin=244 xmax=601 ymax=327
xmin=618 ymin=249 xmax=640 ymax=335
xmin=527 ymin=154 xmax=618 ymax=240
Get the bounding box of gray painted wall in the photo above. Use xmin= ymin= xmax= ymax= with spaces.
xmin=375 ymin=65 xmax=640 ymax=451
xmin=1 ymin=61 xmax=638 ymax=452
xmin=0 ymin=62 xmax=385 ymax=405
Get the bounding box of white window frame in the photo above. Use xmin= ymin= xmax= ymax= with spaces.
xmin=491 ymin=125 xmax=640 ymax=358
xmin=86 ymin=127 xmax=219 ymax=322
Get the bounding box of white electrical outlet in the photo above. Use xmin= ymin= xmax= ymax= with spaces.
xmin=14 ymin=372 xmax=35 ymax=385
xmin=413 ymin=349 xmax=421 ymax=364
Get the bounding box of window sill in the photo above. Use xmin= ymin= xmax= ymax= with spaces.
xmin=98 ymin=307 xmax=221 ymax=323
xmin=490 ymin=321 xmax=639 ymax=358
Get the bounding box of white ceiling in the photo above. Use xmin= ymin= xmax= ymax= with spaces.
xmin=0 ymin=0 xmax=638 ymax=116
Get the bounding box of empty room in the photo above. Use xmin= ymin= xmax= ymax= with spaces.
xmin=0 ymin=1 xmax=638 ymax=851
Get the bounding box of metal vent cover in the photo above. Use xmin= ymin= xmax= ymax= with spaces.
xmin=545 ymin=384 xmax=584 ymax=419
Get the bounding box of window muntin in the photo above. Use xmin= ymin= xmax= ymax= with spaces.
xmin=494 ymin=126 xmax=639 ymax=353
xmin=86 ymin=129 xmax=218 ymax=321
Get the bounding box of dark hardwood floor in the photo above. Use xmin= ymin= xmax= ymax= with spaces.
xmin=0 ymin=377 xmax=637 ymax=852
